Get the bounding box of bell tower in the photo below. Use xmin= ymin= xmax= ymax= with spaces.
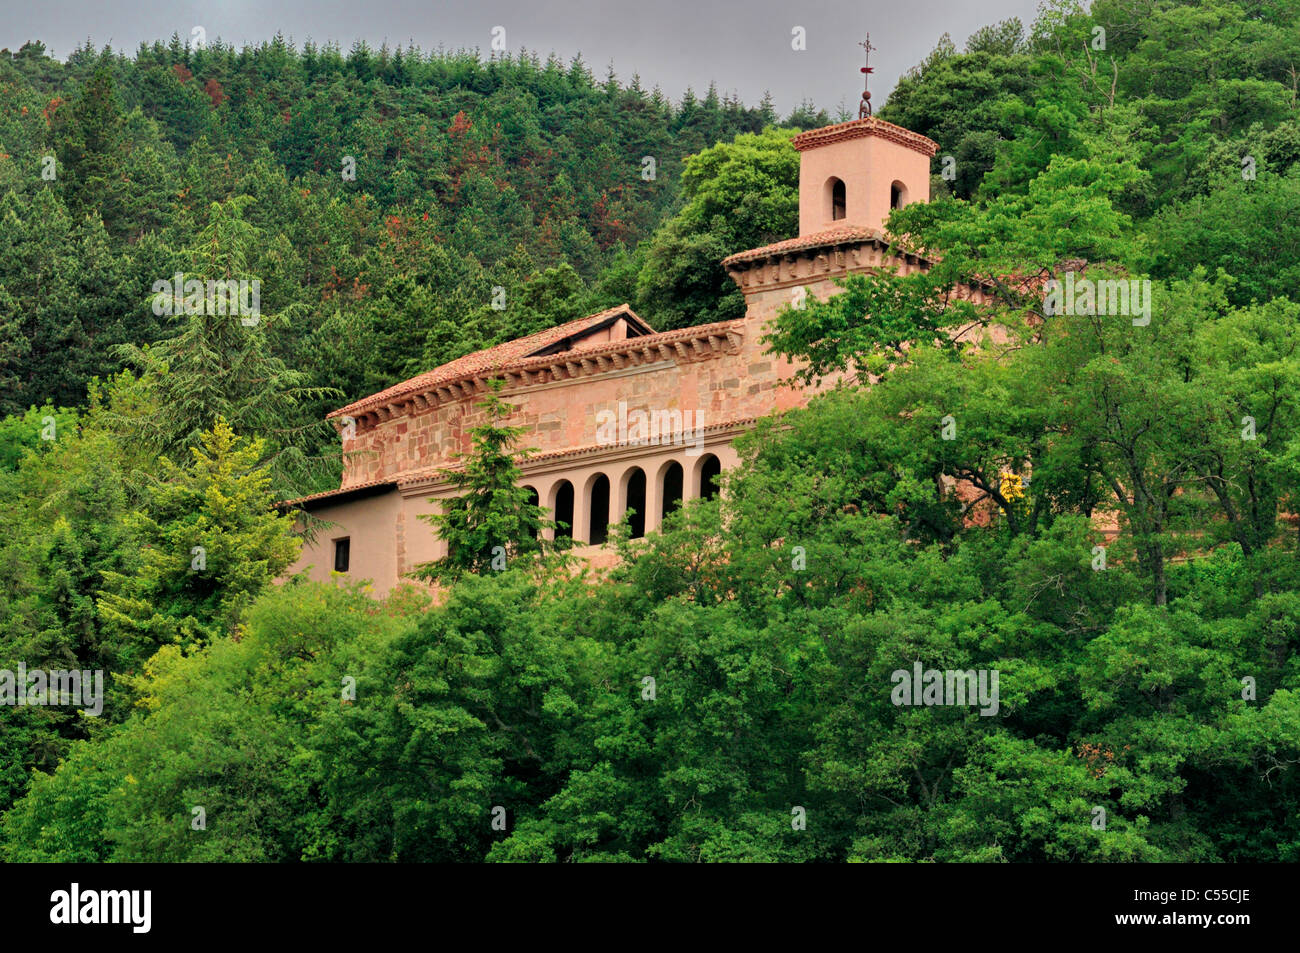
xmin=722 ymin=38 xmax=949 ymax=327
xmin=792 ymin=34 xmax=937 ymax=237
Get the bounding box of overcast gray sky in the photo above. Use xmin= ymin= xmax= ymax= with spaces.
xmin=3 ymin=0 xmax=1045 ymax=113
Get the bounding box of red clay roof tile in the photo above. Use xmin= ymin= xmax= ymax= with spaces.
xmin=791 ymin=116 xmax=939 ymax=156
xmin=721 ymin=225 xmax=888 ymax=266
xmin=329 ymin=304 xmax=652 ymax=419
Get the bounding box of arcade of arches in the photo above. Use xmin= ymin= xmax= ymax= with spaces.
xmin=530 ymin=451 xmax=722 ymax=546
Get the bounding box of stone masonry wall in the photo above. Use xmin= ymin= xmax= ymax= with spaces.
xmin=337 ymin=312 xmax=820 ymax=488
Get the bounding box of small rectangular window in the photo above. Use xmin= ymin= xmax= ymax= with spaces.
xmin=334 ymin=537 xmax=351 ymax=573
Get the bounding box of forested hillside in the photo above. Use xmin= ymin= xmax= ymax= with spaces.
xmin=0 ymin=36 xmax=823 ymax=487
xmin=2 ymin=0 xmax=1300 ymax=862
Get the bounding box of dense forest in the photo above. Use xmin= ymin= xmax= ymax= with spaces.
xmin=2 ymin=0 xmax=1299 ymax=861
xmin=0 ymin=33 xmax=826 ymax=487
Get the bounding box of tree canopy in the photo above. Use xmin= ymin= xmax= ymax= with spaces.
xmin=2 ymin=2 xmax=1299 ymax=862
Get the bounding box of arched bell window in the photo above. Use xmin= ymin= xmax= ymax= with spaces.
xmin=829 ymin=177 xmax=847 ymax=220
xmin=890 ymin=180 xmax=908 ymax=210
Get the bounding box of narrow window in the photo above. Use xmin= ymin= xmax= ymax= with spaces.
xmin=891 ymin=181 xmax=906 ymax=210
xmin=624 ymin=468 xmax=646 ymax=539
xmin=552 ymin=481 xmax=574 ymax=540
xmin=699 ymin=455 xmax=721 ymax=501
xmin=334 ymin=538 xmax=351 ymax=573
xmin=661 ymin=462 xmax=684 ymax=523
xmin=831 ymin=178 xmax=846 ymax=220
xmin=589 ymin=474 xmax=611 ymax=545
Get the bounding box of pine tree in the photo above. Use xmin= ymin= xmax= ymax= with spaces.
xmin=0 ymin=189 xmax=89 ymax=410
xmin=113 ymin=198 xmax=338 ymax=490
xmin=0 ymin=284 xmax=27 ymax=415
xmin=413 ymin=384 xmax=562 ymax=582
xmin=97 ymin=417 xmax=300 ymax=654
xmin=53 ymin=65 xmax=129 ymax=236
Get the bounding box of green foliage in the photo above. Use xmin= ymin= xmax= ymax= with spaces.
xmin=0 ymin=41 xmax=785 ymax=470
xmin=0 ymin=405 xmax=78 ymax=471
xmin=0 ymin=374 xmax=156 ymax=811
xmin=113 ymin=199 xmax=339 ymax=491
xmin=3 ymin=580 xmax=420 ymax=862
xmin=635 ymin=127 xmax=799 ymax=330
xmin=97 ymin=417 xmax=300 ymax=656
xmin=766 ymin=269 xmax=975 ymax=386
xmin=52 ymin=65 xmax=129 ymax=235
xmin=4 ymin=2 xmax=1300 ymax=863
xmin=1145 ymin=170 xmax=1300 ymax=306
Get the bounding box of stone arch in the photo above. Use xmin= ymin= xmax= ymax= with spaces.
xmin=620 ymin=467 xmax=647 ymax=539
xmin=550 ymin=480 xmax=574 ymax=540
xmin=696 ymin=453 xmax=721 ymax=501
xmin=658 ymin=459 xmax=684 ymax=525
xmin=891 ymin=180 xmax=908 ymax=210
xmin=825 ymin=176 xmax=847 ymax=221
xmin=586 ymin=472 xmax=611 ymax=545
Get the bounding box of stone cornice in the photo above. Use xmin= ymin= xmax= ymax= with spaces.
xmin=341 ymin=322 xmax=746 ymax=435
xmin=395 ymin=419 xmax=758 ymax=495
xmin=722 ymin=234 xmax=999 ymax=307
xmin=724 ymin=234 xmax=930 ymax=294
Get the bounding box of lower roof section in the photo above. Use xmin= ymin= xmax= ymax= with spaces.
xmin=278 ymin=478 xmax=398 ymax=511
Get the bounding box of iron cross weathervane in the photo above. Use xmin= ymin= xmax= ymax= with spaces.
xmin=859 ymin=33 xmax=876 ymax=118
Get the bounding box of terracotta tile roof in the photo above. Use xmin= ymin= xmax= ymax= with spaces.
xmin=791 ymin=117 xmax=939 ymax=157
xmin=553 ymin=318 xmax=742 ymax=358
xmin=329 ymin=304 xmax=653 ymax=419
xmin=721 ymin=225 xmax=888 ymax=266
xmin=278 ymin=477 xmax=397 ymax=508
